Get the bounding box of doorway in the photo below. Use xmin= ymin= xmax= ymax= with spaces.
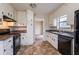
xmin=35 ymin=21 xmax=44 ymax=42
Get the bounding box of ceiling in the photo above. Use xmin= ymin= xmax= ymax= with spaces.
xmin=11 ymin=3 xmax=63 ymax=17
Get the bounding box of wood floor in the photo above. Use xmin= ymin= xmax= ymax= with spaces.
xmin=17 ymin=39 xmax=60 ymax=55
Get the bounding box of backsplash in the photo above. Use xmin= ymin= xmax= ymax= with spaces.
xmin=48 ymin=24 xmax=74 ymax=32
xmin=59 ymin=24 xmax=74 ymax=32
xmin=0 ymin=21 xmax=14 ymax=29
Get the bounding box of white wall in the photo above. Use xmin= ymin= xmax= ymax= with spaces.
xmin=48 ymin=3 xmax=79 ymax=32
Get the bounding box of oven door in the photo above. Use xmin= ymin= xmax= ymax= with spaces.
xmin=13 ymin=35 xmax=20 ymax=55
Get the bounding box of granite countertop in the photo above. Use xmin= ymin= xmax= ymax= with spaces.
xmin=9 ymin=30 xmax=26 ymax=35
xmin=46 ymin=30 xmax=74 ymax=38
xmin=11 ymin=30 xmax=26 ymax=33
xmin=0 ymin=30 xmax=26 ymax=41
xmin=0 ymin=34 xmax=11 ymax=41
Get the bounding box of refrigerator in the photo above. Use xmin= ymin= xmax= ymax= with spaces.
xmin=74 ymin=10 xmax=79 ymax=55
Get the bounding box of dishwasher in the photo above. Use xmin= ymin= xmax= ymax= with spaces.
xmin=58 ymin=35 xmax=72 ymax=55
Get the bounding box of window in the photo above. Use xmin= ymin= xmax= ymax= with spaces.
xmin=59 ymin=15 xmax=70 ymax=28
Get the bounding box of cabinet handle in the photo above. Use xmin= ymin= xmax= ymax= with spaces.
xmin=31 ymin=24 xmax=32 ymax=26
xmin=4 ymin=49 xmax=6 ymax=52
xmin=52 ymin=38 xmax=53 ymax=40
xmin=11 ymin=14 xmax=12 ymax=17
xmin=53 ymin=39 xmax=55 ymax=42
xmin=11 ymin=45 xmax=13 ymax=48
xmin=8 ymin=13 xmax=9 ymax=15
xmin=52 ymin=38 xmax=55 ymax=42
xmin=8 ymin=40 xmax=11 ymax=42
xmin=2 ymin=12 xmax=4 ymax=14
xmin=31 ymin=19 xmax=32 ymax=21
xmin=22 ymin=37 xmax=24 ymax=39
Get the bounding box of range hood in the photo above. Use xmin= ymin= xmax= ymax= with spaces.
xmin=3 ymin=15 xmax=16 ymax=22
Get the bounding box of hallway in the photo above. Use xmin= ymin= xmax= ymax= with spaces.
xmin=17 ymin=38 xmax=60 ymax=55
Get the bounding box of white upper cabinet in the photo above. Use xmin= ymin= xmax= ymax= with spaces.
xmin=7 ymin=7 xmax=14 ymax=19
xmin=16 ymin=11 xmax=27 ymax=26
xmin=0 ymin=4 xmax=14 ymax=19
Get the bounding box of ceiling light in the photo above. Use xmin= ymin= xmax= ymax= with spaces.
xmin=30 ymin=3 xmax=37 ymax=8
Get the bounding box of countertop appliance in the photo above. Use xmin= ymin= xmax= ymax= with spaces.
xmin=74 ymin=10 xmax=79 ymax=55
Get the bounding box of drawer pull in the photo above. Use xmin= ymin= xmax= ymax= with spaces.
xmin=22 ymin=37 xmax=24 ymax=39
xmin=53 ymin=39 xmax=55 ymax=42
xmin=4 ymin=49 xmax=6 ymax=52
xmin=2 ymin=12 xmax=4 ymax=14
xmin=52 ymin=38 xmax=55 ymax=42
xmin=11 ymin=45 xmax=13 ymax=48
xmin=8 ymin=40 xmax=11 ymax=42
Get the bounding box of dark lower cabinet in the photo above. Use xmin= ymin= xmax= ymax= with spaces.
xmin=74 ymin=35 xmax=79 ymax=55
xmin=58 ymin=35 xmax=72 ymax=55
xmin=74 ymin=44 xmax=79 ymax=55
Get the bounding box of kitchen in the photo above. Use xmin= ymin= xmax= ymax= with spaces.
xmin=0 ymin=3 xmax=79 ymax=55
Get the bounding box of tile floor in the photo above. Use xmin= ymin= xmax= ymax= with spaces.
xmin=17 ymin=35 xmax=60 ymax=55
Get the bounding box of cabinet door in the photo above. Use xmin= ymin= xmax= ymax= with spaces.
xmin=21 ymin=33 xmax=27 ymax=45
xmin=3 ymin=7 xmax=8 ymax=17
xmin=52 ymin=34 xmax=58 ymax=49
xmin=4 ymin=45 xmax=13 ymax=55
xmin=49 ymin=34 xmax=58 ymax=49
xmin=0 ymin=41 xmax=4 ymax=55
xmin=46 ymin=32 xmax=51 ymax=42
xmin=4 ymin=37 xmax=13 ymax=55
xmin=49 ymin=33 xmax=55 ymax=47
xmin=45 ymin=32 xmax=48 ymax=40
